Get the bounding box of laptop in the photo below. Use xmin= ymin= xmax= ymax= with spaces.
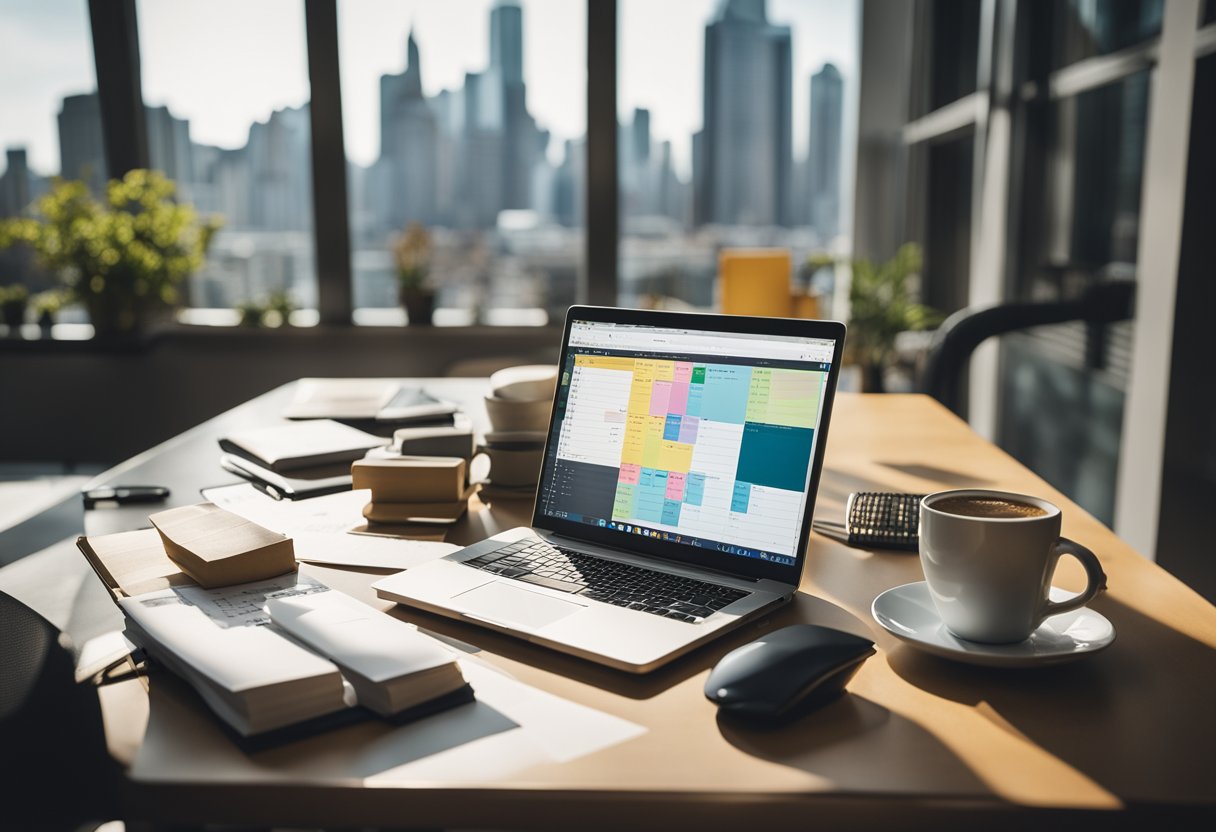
xmin=374 ymin=306 xmax=846 ymax=672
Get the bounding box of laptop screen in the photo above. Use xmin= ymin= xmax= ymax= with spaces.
xmin=534 ymin=315 xmax=838 ymax=576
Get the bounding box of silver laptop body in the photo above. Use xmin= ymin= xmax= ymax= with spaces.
xmin=375 ymin=306 xmax=846 ymax=673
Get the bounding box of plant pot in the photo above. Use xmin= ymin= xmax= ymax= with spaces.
xmin=400 ymin=288 xmax=436 ymax=326
xmin=862 ymin=363 xmax=887 ymax=394
xmin=84 ymin=294 xmax=171 ymax=339
xmin=2 ymin=301 xmax=26 ymax=334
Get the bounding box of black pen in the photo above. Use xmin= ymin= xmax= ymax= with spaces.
xmin=82 ymin=485 xmax=171 ymax=508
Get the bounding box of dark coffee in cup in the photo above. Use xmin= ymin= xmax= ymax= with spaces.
xmin=930 ymin=495 xmax=1047 ymax=519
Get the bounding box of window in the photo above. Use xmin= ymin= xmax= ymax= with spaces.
xmin=1019 ymin=72 xmax=1150 ymax=300
xmin=0 ymin=0 xmax=98 ymax=305
xmin=136 ymin=0 xmax=317 ymax=315
xmin=616 ymin=0 xmax=859 ymax=312
xmin=338 ymin=0 xmax=585 ymax=326
xmin=922 ymin=0 xmax=981 ymax=115
xmin=1052 ymin=0 xmax=1164 ymax=69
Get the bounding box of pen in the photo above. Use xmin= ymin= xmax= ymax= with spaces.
xmin=82 ymin=485 xmax=171 ymax=508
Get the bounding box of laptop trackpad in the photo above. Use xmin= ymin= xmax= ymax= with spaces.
xmin=453 ymin=581 xmax=584 ymax=630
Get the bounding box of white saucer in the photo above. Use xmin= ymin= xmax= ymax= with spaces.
xmin=871 ymin=582 xmax=1115 ymax=667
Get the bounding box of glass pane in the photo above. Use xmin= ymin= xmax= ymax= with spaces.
xmin=340 ymin=0 xmax=585 ymax=326
xmin=922 ymin=133 xmax=973 ymax=315
xmin=1052 ymin=0 xmax=1164 ymax=69
xmin=136 ymin=0 xmax=317 ymax=314
xmin=0 ymin=0 xmax=97 ymax=312
xmin=1020 ymin=70 xmax=1150 ymax=299
xmin=927 ymin=0 xmax=980 ymax=113
xmin=617 ymin=0 xmax=859 ymax=314
xmin=999 ymin=71 xmax=1150 ymax=526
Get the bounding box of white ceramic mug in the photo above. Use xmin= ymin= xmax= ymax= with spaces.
xmin=919 ymin=489 xmax=1107 ymax=644
xmin=475 ymin=442 xmax=545 ymax=488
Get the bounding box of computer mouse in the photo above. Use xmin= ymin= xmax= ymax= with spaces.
xmin=705 ymin=624 xmax=876 ymax=721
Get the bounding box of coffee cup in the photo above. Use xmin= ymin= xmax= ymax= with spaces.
xmin=483 ymin=394 xmax=553 ymax=433
xmin=474 ymin=431 xmax=546 ymax=489
xmin=918 ymin=489 xmax=1107 ymax=644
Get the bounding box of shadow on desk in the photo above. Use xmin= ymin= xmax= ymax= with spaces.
xmin=717 ymin=693 xmax=990 ymax=796
xmin=886 ymin=595 xmax=1216 ymax=807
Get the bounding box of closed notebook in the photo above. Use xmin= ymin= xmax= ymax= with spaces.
xmin=219 ymin=419 xmax=385 ymax=473
xmin=265 ymin=590 xmax=469 ymax=717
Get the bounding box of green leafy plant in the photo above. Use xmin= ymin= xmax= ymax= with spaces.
xmin=235 ymin=290 xmax=296 ymax=328
xmin=0 ymin=170 xmax=222 ymax=336
xmin=846 ymin=243 xmax=940 ymax=389
xmin=31 ymin=288 xmax=68 ymax=317
xmin=393 ymin=222 xmax=433 ymax=292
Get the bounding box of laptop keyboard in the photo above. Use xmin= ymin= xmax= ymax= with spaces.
xmin=464 ymin=539 xmax=750 ymax=623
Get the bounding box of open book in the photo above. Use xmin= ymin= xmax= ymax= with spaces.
xmin=78 ymin=530 xmax=471 ymax=744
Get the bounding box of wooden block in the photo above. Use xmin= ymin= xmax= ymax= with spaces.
xmin=149 ymin=503 xmax=295 ymax=589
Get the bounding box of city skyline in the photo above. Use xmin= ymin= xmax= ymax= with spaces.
xmin=1 ymin=0 xmax=856 ymax=316
xmin=0 ymin=0 xmax=856 ymax=186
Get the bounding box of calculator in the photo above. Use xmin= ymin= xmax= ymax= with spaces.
xmin=813 ymin=492 xmax=927 ymax=551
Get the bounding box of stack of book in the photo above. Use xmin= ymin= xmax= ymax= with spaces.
xmin=77 ymin=528 xmax=472 ymax=749
xmin=352 ymin=456 xmax=477 ymax=525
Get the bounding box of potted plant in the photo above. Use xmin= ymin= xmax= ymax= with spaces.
xmin=0 ymin=170 xmax=221 ymax=338
xmin=393 ymin=222 xmax=435 ymax=325
xmin=31 ymin=288 xmax=68 ymax=337
xmin=845 ymin=243 xmax=940 ymax=392
xmin=0 ymin=283 xmax=29 ymax=334
xmin=265 ymin=289 xmax=296 ymax=327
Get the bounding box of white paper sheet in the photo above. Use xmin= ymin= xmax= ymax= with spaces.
xmin=201 ymin=484 xmax=458 ymax=570
xmin=177 ymin=574 xmax=329 ymax=629
xmin=364 ymin=658 xmax=647 ymax=783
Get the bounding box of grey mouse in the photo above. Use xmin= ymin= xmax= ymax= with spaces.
xmin=705 ymin=624 xmax=876 ymax=720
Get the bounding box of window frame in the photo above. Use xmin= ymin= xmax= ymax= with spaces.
xmin=88 ymin=0 xmax=617 ymax=325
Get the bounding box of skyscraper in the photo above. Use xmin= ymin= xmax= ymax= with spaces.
xmin=695 ymin=0 xmax=793 ymax=227
xmin=0 ymin=149 xmax=37 ymax=217
xmin=58 ymin=93 xmax=107 ymax=194
xmin=378 ymin=30 xmax=439 ymax=229
xmin=490 ymin=1 xmax=524 ymax=86
xmin=808 ymin=62 xmax=843 ymax=238
xmin=491 ymin=1 xmax=539 ymax=211
xmin=146 ymin=104 xmax=194 ymax=197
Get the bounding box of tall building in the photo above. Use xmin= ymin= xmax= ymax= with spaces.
xmin=146 ymin=104 xmax=194 ymax=197
xmin=491 ymin=1 xmax=540 ymax=211
xmin=377 ymin=30 xmax=439 ymax=230
xmin=695 ymin=0 xmax=793 ymax=227
xmin=808 ymin=62 xmax=843 ymax=237
xmin=490 ymin=1 xmax=524 ymax=86
xmin=58 ymin=93 xmax=107 ymax=194
xmin=246 ymin=104 xmax=312 ymax=231
xmin=0 ymin=149 xmax=38 ymax=217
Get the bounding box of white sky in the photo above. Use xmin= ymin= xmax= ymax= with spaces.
xmin=1 ymin=0 xmax=857 ymax=185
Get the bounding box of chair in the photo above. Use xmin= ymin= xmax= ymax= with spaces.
xmin=0 ymin=589 xmax=120 ymax=830
xmin=922 ymin=280 xmax=1135 ymax=415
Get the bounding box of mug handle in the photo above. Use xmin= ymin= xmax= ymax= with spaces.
xmin=1039 ymin=537 xmax=1107 ymax=621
